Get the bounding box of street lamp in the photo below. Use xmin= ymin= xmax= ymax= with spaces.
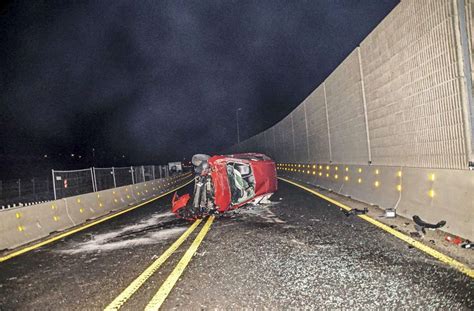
xmin=236 ymin=108 xmax=242 ymax=144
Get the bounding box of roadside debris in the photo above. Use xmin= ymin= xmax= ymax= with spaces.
xmin=412 ymin=215 xmax=446 ymax=234
xmin=409 ymin=231 xmax=422 ymax=238
xmin=445 ymin=236 xmax=462 ymax=245
xmin=384 ymin=208 xmax=396 ymax=218
xmin=461 ymin=243 xmax=473 ymax=249
xmin=341 ymin=207 xmax=368 ymax=217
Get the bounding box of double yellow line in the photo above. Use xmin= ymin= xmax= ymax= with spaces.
xmin=279 ymin=177 xmax=474 ymax=279
xmin=105 ymin=216 xmax=215 ymax=311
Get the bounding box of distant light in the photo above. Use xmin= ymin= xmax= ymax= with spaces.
xmin=71 ymin=153 xmax=75 ymax=157
xmin=429 ymin=189 xmax=435 ymax=198
xmin=43 ymin=154 xmax=48 ymax=158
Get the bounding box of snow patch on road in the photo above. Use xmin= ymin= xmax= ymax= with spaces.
xmin=58 ymin=211 xmax=185 ymax=254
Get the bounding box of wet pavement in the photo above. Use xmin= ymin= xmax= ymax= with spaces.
xmin=0 ymin=182 xmax=473 ymax=310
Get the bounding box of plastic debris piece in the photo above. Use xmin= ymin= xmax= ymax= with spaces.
xmin=412 ymin=215 xmax=446 ymax=234
xmin=384 ymin=208 xmax=396 ymax=218
xmin=409 ymin=231 xmax=422 ymax=238
xmin=461 ymin=243 xmax=473 ymax=249
xmin=445 ymin=236 xmax=463 ymax=245
xmin=341 ymin=208 xmax=368 ymax=217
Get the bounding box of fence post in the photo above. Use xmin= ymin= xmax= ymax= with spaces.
xmin=46 ymin=178 xmax=50 ymax=200
xmin=131 ymin=166 xmax=135 ymax=184
xmin=152 ymin=165 xmax=155 ymax=180
xmin=52 ymin=169 xmax=57 ymax=200
xmin=32 ymin=178 xmax=36 ymax=200
xmin=91 ymin=167 xmax=96 ymax=192
xmin=142 ymin=166 xmax=145 ymax=182
xmin=112 ymin=167 xmax=117 ymax=188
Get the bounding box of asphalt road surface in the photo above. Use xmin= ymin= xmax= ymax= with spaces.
xmin=0 ymin=181 xmax=472 ymax=310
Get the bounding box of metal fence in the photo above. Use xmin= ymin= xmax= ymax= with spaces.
xmin=0 ymin=178 xmax=53 ymax=208
xmin=1 ymin=164 xmax=173 ymax=208
xmin=52 ymin=165 xmax=171 ymax=200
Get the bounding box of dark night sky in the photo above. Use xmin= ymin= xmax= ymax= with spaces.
xmin=0 ymin=0 xmax=398 ymax=179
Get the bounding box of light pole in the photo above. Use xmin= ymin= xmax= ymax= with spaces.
xmin=236 ymin=108 xmax=242 ymax=144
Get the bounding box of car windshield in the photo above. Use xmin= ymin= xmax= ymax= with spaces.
xmin=226 ymin=162 xmax=255 ymax=204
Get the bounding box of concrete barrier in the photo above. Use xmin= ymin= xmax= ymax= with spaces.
xmin=278 ymin=163 xmax=474 ymax=240
xmin=0 ymin=172 xmax=193 ymax=251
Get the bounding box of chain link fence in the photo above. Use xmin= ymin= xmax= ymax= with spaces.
xmin=1 ymin=164 xmax=174 ymax=208
xmin=0 ymin=178 xmax=53 ymax=208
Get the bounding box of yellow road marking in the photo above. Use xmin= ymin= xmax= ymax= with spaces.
xmin=278 ymin=177 xmax=474 ymax=279
xmin=145 ymin=216 xmax=215 ymax=311
xmin=0 ymin=178 xmax=194 ymax=263
xmin=104 ymin=219 xmax=202 ymax=311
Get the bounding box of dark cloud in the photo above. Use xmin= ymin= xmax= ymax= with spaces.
xmin=0 ymin=0 xmax=398 ymax=178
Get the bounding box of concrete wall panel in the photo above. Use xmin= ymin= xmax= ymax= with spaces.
xmin=277 ymin=164 xmax=473 ymax=240
xmin=305 ymin=86 xmax=331 ymax=163
xmin=325 ymin=49 xmax=369 ymax=165
xmin=361 ymin=0 xmax=469 ymax=169
xmin=292 ymin=104 xmax=309 ymax=163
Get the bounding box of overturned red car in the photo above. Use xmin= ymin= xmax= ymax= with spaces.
xmin=172 ymin=153 xmax=278 ymax=219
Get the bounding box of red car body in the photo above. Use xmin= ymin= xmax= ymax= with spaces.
xmin=172 ymin=153 xmax=278 ymax=218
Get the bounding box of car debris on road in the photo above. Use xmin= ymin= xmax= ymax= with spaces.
xmin=413 ymin=215 xmax=446 ymax=234
xmin=341 ymin=207 xmax=368 ymax=217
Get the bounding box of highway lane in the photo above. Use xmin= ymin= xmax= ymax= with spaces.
xmin=160 ymin=181 xmax=474 ymax=310
xmin=0 ymin=181 xmax=473 ymax=310
xmin=0 ymin=183 xmax=196 ymax=310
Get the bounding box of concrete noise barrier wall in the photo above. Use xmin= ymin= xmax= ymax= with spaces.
xmin=277 ymin=164 xmax=473 ymax=240
xmin=228 ymin=1 xmax=474 ymax=240
xmin=0 ymin=172 xmax=193 ymax=251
